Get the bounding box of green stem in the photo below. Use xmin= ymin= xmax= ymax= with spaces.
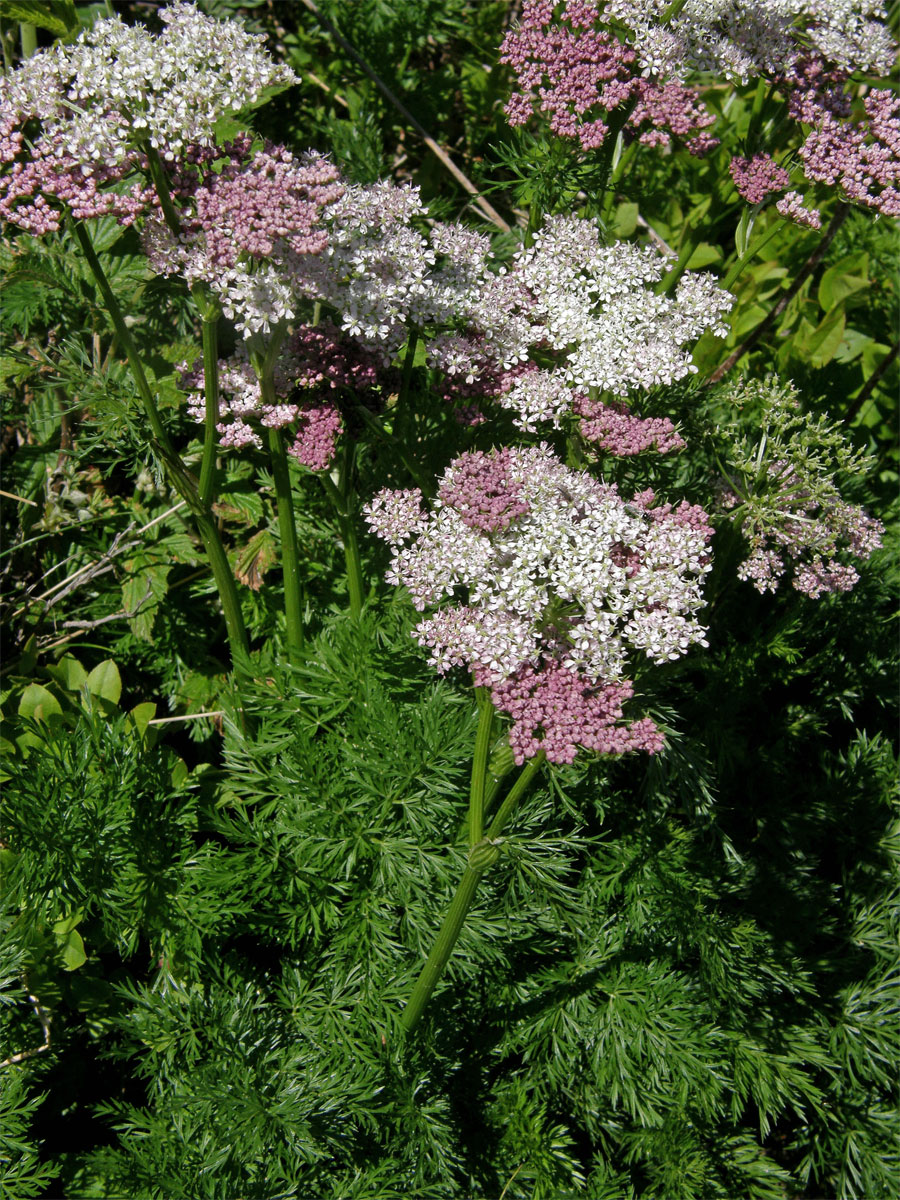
xmin=72 ymin=222 xmax=185 ymax=479
xmin=398 ymin=328 xmax=419 ymax=411
xmin=18 ymin=22 xmax=36 ymax=59
xmin=400 ymin=751 xmax=546 ymax=1033
xmin=485 ymin=751 xmax=545 ymax=841
xmin=71 ymin=220 xmax=251 ymax=677
xmin=661 ymin=0 xmax=689 ymax=19
xmin=746 ymin=78 xmax=769 ymax=149
xmin=656 ymin=227 xmax=701 ymax=295
xmin=401 ymin=865 xmax=483 ymax=1033
xmin=319 ymin=470 xmax=364 ymax=618
xmin=469 ymin=689 xmax=494 ymax=848
xmin=198 ymin=313 xmax=220 ymax=509
xmin=265 ymin=421 xmax=306 ymax=657
xmin=143 ymin=143 xmax=183 ymax=236
xmin=720 ymin=217 xmax=786 ymax=292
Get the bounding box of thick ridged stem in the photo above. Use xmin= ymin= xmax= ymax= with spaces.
xmin=265 ymin=421 xmax=306 ymax=658
xmin=72 ymin=221 xmax=251 ymax=678
xmin=198 ymin=313 xmax=220 ymax=508
xmin=400 ymin=751 xmax=546 ymax=1033
xmin=19 ymin=22 xmax=36 ymax=58
xmin=318 ymin=471 xmax=364 ymax=618
xmin=468 ymin=689 xmax=494 ymax=848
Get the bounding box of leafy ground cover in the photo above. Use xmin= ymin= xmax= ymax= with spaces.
xmin=1 ymin=2 xmax=897 ymax=1197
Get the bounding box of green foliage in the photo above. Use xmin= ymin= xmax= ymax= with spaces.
xmin=1 ymin=3 xmax=898 ymax=1198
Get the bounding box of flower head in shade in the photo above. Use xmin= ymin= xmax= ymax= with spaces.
xmin=716 ymin=378 xmax=884 ymax=597
xmin=181 ymin=324 xmax=391 ymax=469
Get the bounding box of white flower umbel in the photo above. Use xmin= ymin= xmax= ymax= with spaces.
xmin=515 ymin=216 xmax=732 ymax=395
xmin=365 ymin=444 xmax=713 ymax=684
xmin=1 ymin=2 xmax=296 ymax=163
xmin=605 ymin=0 xmax=895 ymax=81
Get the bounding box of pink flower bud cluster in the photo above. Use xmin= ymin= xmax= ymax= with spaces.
xmin=143 ymin=144 xmax=343 ymax=336
xmin=500 ymin=1 xmax=717 ymax=154
xmin=475 ymin=662 xmax=664 ymax=764
xmin=287 ymin=401 xmax=344 ymax=473
xmin=364 ymin=444 xmax=713 ymax=687
xmin=775 ymin=191 xmax=822 ymax=229
xmin=437 ymin=449 xmax=531 ymax=533
xmin=575 ymin=396 xmax=685 ymax=455
xmin=796 ymin=86 xmax=900 ymax=218
xmin=729 ymin=153 xmax=791 ymax=204
xmin=0 ymin=135 xmax=154 ymax=233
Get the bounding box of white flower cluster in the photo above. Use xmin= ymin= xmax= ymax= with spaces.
xmin=516 ymin=217 xmax=733 ymax=394
xmin=365 ymin=445 xmax=713 ymax=683
xmin=606 ymin=0 xmax=895 ymax=81
xmin=293 ymin=182 xmax=534 ymax=366
xmin=1 ymin=2 xmax=296 ymax=163
xmin=294 ymin=188 xmax=731 ymax=423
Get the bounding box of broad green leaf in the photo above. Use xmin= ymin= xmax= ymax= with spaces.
xmin=53 ymin=909 xmax=83 ymax=937
xmin=861 ymin=340 xmax=892 ymax=380
xmin=807 ymin=306 xmax=847 ymax=368
xmin=733 ymin=303 xmax=767 ymax=340
xmin=686 ymin=243 xmax=722 ymax=269
xmin=735 ymin=209 xmax=754 ymax=258
xmin=19 ymin=633 xmax=38 ymax=675
xmin=835 ymin=328 xmax=874 ymax=365
xmin=170 ymin=756 xmax=189 ymax=787
xmin=611 ymin=202 xmax=638 ymax=239
xmin=46 ymin=655 xmax=88 ymax=691
xmin=18 ymin=683 xmax=62 ymax=722
xmin=86 ymin=660 xmax=122 ymax=706
xmin=127 ymin=702 xmax=157 ymax=740
xmin=58 ymin=929 xmax=87 ymax=971
xmin=818 ymin=253 xmax=870 ymax=311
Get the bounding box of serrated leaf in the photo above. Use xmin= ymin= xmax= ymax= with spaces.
xmin=18 ymin=683 xmax=62 ymax=723
xmin=86 ymin=660 xmax=122 ymax=706
xmin=234 ymin=528 xmax=277 ymax=591
xmin=817 ymin=253 xmax=869 ymax=312
xmin=122 ymin=555 xmax=171 ymax=641
xmin=213 ymin=489 xmax=265 ymax=526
